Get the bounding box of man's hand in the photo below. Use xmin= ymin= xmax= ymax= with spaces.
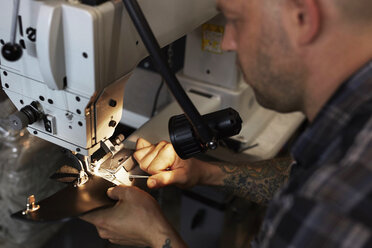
xmin=133 ymin=138 xmax=209 ymax=189
xmin=81 ymin=186 xmax=186 ymax=247
xmin=133 ymin=139 xmax=293 ymax=205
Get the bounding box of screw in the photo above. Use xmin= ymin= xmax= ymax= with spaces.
xmin=109 ymin=99 xmax=117 ymax=107
xmin=109 ymin=120 xmax=117 ymax=127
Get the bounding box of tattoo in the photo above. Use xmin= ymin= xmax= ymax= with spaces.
xmin=217 ymin=157 xmax=293 ymax=205
xmin=162 ymin=238 xmax=171 ymax=248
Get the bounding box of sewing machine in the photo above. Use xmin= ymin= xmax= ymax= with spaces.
xmin=0 ymin=0 xmax=221 ymax=186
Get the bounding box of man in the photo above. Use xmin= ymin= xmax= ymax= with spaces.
xmin=82 ymin=0 xmax=372 ymax=247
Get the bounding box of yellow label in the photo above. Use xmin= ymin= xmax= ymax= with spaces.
xmin=202 ymin=24 xmax=225 ymax=54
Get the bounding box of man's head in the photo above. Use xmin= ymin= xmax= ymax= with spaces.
xmin=218 ymin=0 xmax=307 ymax=113
xmin=217 ymin=0 xmax=372 ymax=120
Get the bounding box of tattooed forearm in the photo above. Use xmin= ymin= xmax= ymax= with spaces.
xmin=217 ymin=157 xmax=293 ymax=205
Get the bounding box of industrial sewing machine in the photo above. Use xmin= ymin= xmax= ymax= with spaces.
xmin=0 ymin=0 xmax=303 ymax=221
xmin=0 ymin=0 xmax=219 ymax=178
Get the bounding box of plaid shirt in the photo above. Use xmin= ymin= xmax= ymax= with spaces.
xmin=258 ymin=61 xmax=372 ymax=248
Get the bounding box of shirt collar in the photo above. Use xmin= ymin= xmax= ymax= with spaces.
xmin=292 ymin=60 xmax=372 ymax=169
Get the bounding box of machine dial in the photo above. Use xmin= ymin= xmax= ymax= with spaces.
xmin=9 ymin=102 xmax=42 ymax=130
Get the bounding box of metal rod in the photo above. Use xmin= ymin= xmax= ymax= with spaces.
xmin=122 ymin=0 xmax=216 ymax=147
xmin=129 ymin=175 xmax=150 ymax=179
xmin=10 ymin=0 xmax=20 ymax=44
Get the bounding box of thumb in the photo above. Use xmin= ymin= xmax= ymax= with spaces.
xmin=106 ymin=186 xmax=127 ymax=200
xmin=147 ymin=170 xmax=187 ymax=189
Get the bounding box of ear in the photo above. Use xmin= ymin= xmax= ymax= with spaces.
xmin=285 ymin=0 xmax=321 ymax=45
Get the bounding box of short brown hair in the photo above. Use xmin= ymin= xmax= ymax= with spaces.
xmin=336 ymin=0 xmax=372 ymax=23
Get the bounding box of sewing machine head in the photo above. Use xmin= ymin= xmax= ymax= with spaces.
xmin=0 ymin=0 xmax=217 ymax=157
xmin=1 ymin=0 xmax=137 ymax=157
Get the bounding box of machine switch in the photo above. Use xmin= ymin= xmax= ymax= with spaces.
xmin=44 ymin=115 xmax=56 ymax=134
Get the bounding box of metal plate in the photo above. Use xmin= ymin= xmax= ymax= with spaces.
xmin=11 ymin=175 xmax=116 ymax=222
xmin=99 ymin=148 xmax=136 ymax=173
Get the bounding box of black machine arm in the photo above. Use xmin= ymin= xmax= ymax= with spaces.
xmin=122 ymin=0 xmax=242 ymax=159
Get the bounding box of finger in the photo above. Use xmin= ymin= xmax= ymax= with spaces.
xmin=133 ymin=145 xmax=155 ymax=167
xmin=106 ymin=185 xmax=129 ymax=200
xmin=108 ymin=239 xmax=123 ymax=245
xmin=147 ymin=143 xmax=177 ymax=174
xmin=80 ymin=211 xmax=100 ymax=224
xmin=80 ymin=207 xmax=114 ymax=227
xmin=96 ymin=227 xmax=112 ymax=240
xmin=140 ymin=141 xmax=168 ymax=172
xmin=147 ymin=169 xmax=187 ymax=188
xmin=107 ymin=185 xmax=146 ymax=202
xmin=136 ymin=138 xmax=152 ymax=150
xmin=106 ymin=187 xmax=119 ymax=200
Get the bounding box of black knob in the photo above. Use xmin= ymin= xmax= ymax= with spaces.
xmin=8 ymin=102 xmax=42 ymax=130
xmin=1 ymin=43 xmax=23 ymax=62
xmin=9 ymin=111 xmax=29 ymax=131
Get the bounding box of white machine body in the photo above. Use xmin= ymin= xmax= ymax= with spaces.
xmin=0 ymin=0 xmax=218 ymax=155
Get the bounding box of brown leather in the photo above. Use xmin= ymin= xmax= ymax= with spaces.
xmin=12 ymin=175 xmax=116 ymax=222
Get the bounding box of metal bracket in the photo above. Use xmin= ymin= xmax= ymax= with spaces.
xmin=22 ymin=195 xmax=40 ymax=215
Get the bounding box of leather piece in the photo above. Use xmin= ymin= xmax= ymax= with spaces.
xmin=11 ymin=175 xmax=116 ymax=222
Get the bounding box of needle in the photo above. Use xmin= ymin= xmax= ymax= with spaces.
xmin=129 ymin=175 xmax=150 ymax=179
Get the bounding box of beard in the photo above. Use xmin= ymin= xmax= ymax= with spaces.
xmin=238 ymin=29 xmax=307 ymax=113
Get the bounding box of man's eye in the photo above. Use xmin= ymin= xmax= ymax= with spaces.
xmin=227 ymin=19 xmax=237 ymax=25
